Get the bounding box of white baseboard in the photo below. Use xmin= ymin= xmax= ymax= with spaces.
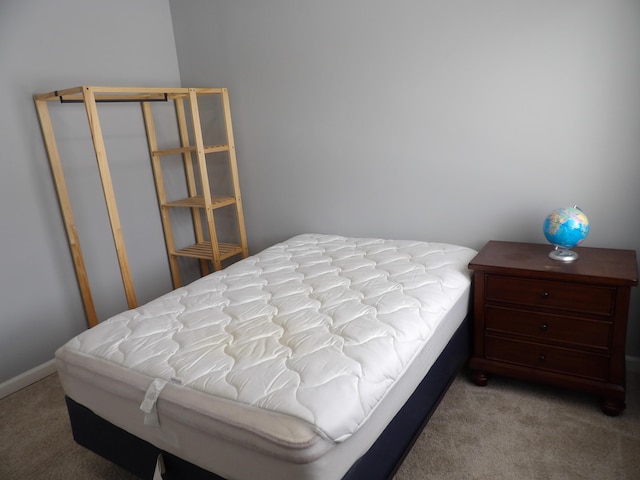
xmin=0 ymin=359 xmax=57 ymax=400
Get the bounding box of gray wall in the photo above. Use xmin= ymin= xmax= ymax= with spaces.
xmin=170 ymin=1 xmax=640 ymax=354
xmin=0 ymin=0 xmax=180 ymax=383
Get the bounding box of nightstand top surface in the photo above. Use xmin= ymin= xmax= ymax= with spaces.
xmin=469 ymin=241 xmax=638 ymax=286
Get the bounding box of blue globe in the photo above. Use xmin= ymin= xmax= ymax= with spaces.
xmin=543 ymin=207 xmax=590 ymax=249
xmin=543 ymin=207 xmax=589 ymax=262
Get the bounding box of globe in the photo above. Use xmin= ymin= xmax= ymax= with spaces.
xmin=543 ymin=206 xmax=590 ymax=262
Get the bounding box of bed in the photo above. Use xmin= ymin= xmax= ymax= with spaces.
xmin=56 ymin=234 xmax=477 ymax=480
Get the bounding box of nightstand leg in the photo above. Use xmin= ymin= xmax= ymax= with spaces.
xmin=601 ymin=398 xmax=625 ymax=416
xmin=471 ymin=371 xmax=488 ymax=386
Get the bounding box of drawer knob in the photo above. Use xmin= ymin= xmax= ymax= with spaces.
xmin=541 ymin=291 xmax=549 ymax=298
xmin=538 ymin=354 xmax=546 ymax=362
xmin=540 ymin=323 xmax=548 ymax=332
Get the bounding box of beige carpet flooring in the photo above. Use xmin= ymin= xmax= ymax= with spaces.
xmin=1 ymin=369 xmax=638 ymax=479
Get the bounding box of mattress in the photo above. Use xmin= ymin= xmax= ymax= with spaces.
xmin=56 ymin=234 xmax=477 ymax=480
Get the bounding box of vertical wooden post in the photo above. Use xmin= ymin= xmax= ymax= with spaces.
xmin=188 ymin=89 xmax=222 ymax=271
xmin=82 ymin=87 xmax=138 ymax=309
xmin=221 ymin=88 xmax=249 ymax=258
xmin=34 ymin=96 xmax=99 ymax=328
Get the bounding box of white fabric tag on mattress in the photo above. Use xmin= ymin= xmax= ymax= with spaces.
xmin=153 ymin=454 xmax=166 ymax=480
xmin=140 ymin=378 xmax=168 ymax=427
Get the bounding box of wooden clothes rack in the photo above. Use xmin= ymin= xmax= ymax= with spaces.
xmin=34 ymin=86 xmax=249 ymax=328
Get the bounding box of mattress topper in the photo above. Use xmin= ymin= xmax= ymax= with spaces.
xmin=59 ymin=234 xmax=476 ymax=442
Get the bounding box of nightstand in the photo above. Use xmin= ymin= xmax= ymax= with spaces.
xmin=468 ymin=240 xmax=638 ymax=415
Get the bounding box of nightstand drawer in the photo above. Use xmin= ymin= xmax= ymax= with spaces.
xmin=485 ymin=306 xmax=612 ymax=350
xmin=485 ymin=335 xmax=610 ymax=381
xmin=485 ymin=275 xmax=615 ymax=316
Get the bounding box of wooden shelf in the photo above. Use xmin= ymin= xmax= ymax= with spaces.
xmin=34 ymin=85 xmax=249 ymax=327
xmin=143 ymin=87 xmax=249 ymax=284
xmin=163 ymin=195 xmax=236 ymax=209
xmin=153 ymin=144 xmax=230 ymax=157
xmin=174 ymin=241 xmax=244 ymax=261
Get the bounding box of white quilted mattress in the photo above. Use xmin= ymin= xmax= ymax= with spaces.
xmin=56 ymin=234 xmax=477 ymax=479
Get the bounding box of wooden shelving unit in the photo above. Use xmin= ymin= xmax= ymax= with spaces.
xmin=34 ymin=86 xmax=249 ymax=327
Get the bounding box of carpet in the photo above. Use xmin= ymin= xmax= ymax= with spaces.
xmin=1 ymin=369 xmax=638 ymax=479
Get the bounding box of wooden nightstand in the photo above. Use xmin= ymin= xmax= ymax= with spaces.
xmin=468 ymin=241 xmax=638 ymax=415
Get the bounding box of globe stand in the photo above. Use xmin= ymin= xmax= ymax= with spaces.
xmin=549 ymin=246 xmax=579 ymax=262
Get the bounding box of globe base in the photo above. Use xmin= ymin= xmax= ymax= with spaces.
xmin=548 ymin=246 xmax=579 ymax=262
